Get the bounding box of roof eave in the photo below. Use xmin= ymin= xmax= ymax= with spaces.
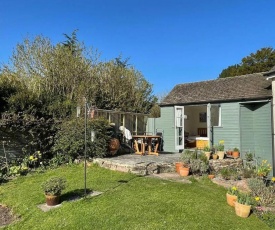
xmin=159 ymin=96 xmax=272 ymax=107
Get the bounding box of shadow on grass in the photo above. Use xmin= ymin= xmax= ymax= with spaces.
xmin=61 ymin=188 xmax=94 ymax=202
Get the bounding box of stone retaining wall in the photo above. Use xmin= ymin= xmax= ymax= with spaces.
xmin=209 ymin=158 xmax=243 ymax=172
xmin=93 ymin=158 xmax=175 ymax=176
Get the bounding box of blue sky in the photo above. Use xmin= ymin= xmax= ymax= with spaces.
xmin=1 ymin=0 xmax=275 ymax=96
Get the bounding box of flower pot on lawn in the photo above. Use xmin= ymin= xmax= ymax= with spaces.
xmin=175 ymin=162 xmax=184 ymax=174
xmin=45 ymin=194 xmax=60 ymax=206
xmin=226 ymin=193 xmax=237 ymax=207
xmin=179 ymin=167 xmax=190 ymax=177
xmin=41 ymin=177 xmax=66 ymax=206
xmin=235 ymin=201 xmax=251 ymax=218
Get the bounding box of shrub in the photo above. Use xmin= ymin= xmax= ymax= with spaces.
xmin=182 ymin=150 xmax=209 ymax=175
xmin=247 ymin=177 xmax=275 ymax=206
xmin=180 ymin=150 xmax=193 ymax=165
xmin=242 ymin=168 xmax=256 ymax=179
xmin=41 ymin=177 xmax=66 ymax=196
xmin=245 ymin=151 xmax=254 ymax=162
xmin=52 ymin=117 xmax=111 ymax=159
xmin=0 ymin=112 xmax=59 ymax=159
xmin=220 ymin=168 xmax=231 ymax=180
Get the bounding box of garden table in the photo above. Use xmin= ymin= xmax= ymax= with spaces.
xmin=132 ymin=135 xmax=161 ymax=156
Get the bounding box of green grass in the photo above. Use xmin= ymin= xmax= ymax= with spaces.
xmin=0 ymin=164 xmax=271 ymax=230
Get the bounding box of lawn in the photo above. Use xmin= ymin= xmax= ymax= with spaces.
xmin=0 ymin=164 xmax=271 ymax=230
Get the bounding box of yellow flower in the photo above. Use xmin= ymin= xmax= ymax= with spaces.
xmin=272 ymin=177 xmax=275 ymax=182
xmin=232 ymin=186 xmax=237 ymax=191
xmin=29 ymin=156 xmax=34 ymax=160
xmin=255 ymin=197 xmax=260 ymax=201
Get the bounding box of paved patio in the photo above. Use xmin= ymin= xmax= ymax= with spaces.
xmin=94 ymin=152 xmax=181 ymax=176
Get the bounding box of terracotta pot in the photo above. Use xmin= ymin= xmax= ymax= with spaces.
xmin=179 ymin=167 xmax=190 ymax=177
xmin=227 ymin=151 xmax=232 ymax=156
xmin=232 ymin=151 xmax=240 ymax=159
xmin=208 ymin=174 xmax=215 ymax=179
xmin=235 ymin=201 xmax=251 ymax=218
xmin=108 ymin=138 xmax=120 ymax=155
xmin=217 ymin=151 xmax=224 ymax=159
xmin=226 ymin=193 xmax=237 ymax=207
xmin=45 ymin=194 xmax=60 ymax=206
xmin=204 ymin=152 xmax=211 ymax=160
xmin=175 ymin=162 xmax=184 ymax=174
xmin=212 ymin=154 xmax=218 ymax=160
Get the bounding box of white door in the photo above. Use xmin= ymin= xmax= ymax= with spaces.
xmin=175 ymin=106 xmax=184 ymax=150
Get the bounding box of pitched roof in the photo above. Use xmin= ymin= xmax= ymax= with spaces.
xmin=264 ymin=66 xmax=275 ymax=76
xmin=161 ymin=72 xmax=272 ymax=106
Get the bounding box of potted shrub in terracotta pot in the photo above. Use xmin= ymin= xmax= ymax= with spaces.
xmin=232 ymin=148 xmax=240 ymax=158
xmin=41 ymin=177 xmax=67 ymax=206
xmin=226 ymin=149 xmax=233 ymax=157
xmin=179 ymin=150 xmax=194 ymax=176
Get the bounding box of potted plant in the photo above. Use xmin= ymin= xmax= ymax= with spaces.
xmin=41 ymin=177 xmax=67 ymax=206
xmin=226 ymin=149 xmax=233 ymax=156
xmin=257 ymin=160 xmax=272 ymax=178
xmin=216 ymin=140 xmax=225 ymax=159
xmin=208 ymin=170 xmax=215 ymax=179
xmin=235 ymin=193 xmax=252 ymax=218
xmin=179 ymin=150 xmax=194 ymax=176
xmin=203 ymin=145 xmax=211 ymax=160
xmin=232 ymin=148 xmax=240 ymax=158
xmin=226 ymin=186 xmax=239 ymax=207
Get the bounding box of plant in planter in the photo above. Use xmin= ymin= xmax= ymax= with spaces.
xmin=203 ymin=145 xmax=211 ymax=160
xmin=235 ymin=193 xmax=253 ymax=218
xmin=208 ymin=171 xmax=215 ymax=179
xmin=179 ymin=150 xmax=192 ymax=176
xmin=226 ymin=149 xmax=233 ymax=156
xmin=41 ymin=177 xmax=67 ymax=206
xmin=226 ymin=186 xmax=239 ymax=207
xmin=256 ymin=160 xmax=272 ymax=178
xmin=175 ymin=162 xmax=184 ymax=174
xmin=232 ymin=147 xmax=240 ymax=158
xmin=216 ymin=140 xmax=225 ymax=159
